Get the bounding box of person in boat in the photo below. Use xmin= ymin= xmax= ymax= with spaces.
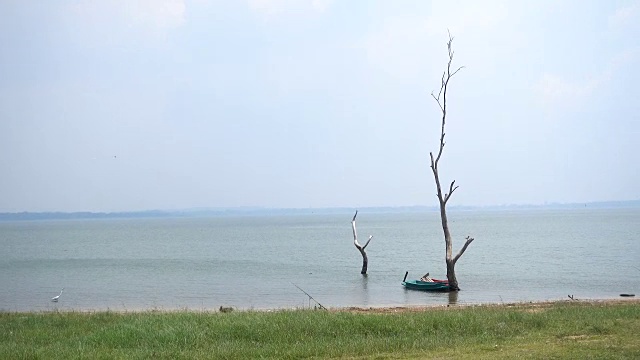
xmin=420 ymin=273 xmax=434 ymax=282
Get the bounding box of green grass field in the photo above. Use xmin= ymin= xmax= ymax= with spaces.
xmin=1 ymin=300 xmax=639 ymax=359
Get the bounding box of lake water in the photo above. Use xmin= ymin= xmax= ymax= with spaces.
xmin=1 ymin=208 xmax=639 ymax=311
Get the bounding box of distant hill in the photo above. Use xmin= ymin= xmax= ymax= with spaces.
xmin=0 ymin=210 xmax=176 ymax=221
xmin=0 ymin=206 xmax=434 ymax=221
xmin=1 ymin=200 xmax=638 ymax=221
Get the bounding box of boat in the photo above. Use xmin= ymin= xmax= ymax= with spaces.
xmin=401 ymin=271 xmax=450 ymax=291
xmin=402 ymin=279 xmax=450 ymax=291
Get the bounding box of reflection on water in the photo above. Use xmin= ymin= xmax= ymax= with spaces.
xmin=359 ymin=275 xmax=369 ymax=306
xmin=360 ymin=274 xmax=369 ymax=290
xmin=448 ymin=291 xmax=459 ymax=305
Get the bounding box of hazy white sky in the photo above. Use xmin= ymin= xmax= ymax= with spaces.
xmin=1 ymin=0 xmax=639 ymax=212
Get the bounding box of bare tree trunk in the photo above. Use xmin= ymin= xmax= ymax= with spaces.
xmin=430 ymin=32 xmax=475 ymax=291
xmin=446 ymin=259 xmax=458 ymax=290
xmin=351 ymin=210 xmax=373 ymax=275
xmin=357 ymin=246 xmax=368 ymax=274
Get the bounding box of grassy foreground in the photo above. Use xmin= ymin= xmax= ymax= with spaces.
xmin=1 ymin=301 xmax=639 ymax=359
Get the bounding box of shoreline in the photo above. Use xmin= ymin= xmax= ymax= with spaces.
xmin=340 ymin=297 xmax=640 ymax=313
xmin=5 ymin=297 xmax=638 ymax=314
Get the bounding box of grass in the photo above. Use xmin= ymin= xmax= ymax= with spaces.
xmin=1 ymin=300 xmax=639 ymax=359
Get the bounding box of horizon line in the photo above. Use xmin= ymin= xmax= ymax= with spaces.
xmin=1 ymin=199 xmax=640 ymax=217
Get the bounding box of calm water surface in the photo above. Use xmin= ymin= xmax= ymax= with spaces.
xmin=1 ymin=208 xmax=639 ymax=311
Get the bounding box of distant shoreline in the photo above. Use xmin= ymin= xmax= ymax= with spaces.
xmin=1 ymin=200 xmax=639 ymax=221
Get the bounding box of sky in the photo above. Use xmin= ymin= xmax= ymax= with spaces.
xmin=1 ymin=0 xmax=639 ymax=212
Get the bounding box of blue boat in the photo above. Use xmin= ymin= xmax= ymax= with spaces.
xmin=401 ymin=271 xmax=450 ymax=291
xmin=402 ymin=279 xmax=450 ymax=291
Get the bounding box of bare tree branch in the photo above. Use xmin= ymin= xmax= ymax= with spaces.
xmin=450 ymin=66 xmax=465 ymax=78
xmin=351 ymin=210 xmax=360 ymax=247
xmin=430 ymin=92 xmax=444 ymax=112
xmin=452 ymin=236 xmax=475 ymax=264
xmin=448 ymin=180 xmax=457 ymax=195
xmin=444 ymin=180 xmax=459 ymax=204
xmin=362 ymin=235 xmax=373 ymax=249
xmin=436 ymin=71 xmax=446 ymax=100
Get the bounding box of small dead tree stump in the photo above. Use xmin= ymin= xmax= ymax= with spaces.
xmin=351 ymin=210 xmax=373 ymax=275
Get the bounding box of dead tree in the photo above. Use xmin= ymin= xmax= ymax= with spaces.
xmin=429 ymin=32 xmax=475 ymax=291
xmin=351 ymin=210 xmax=373 ymax=275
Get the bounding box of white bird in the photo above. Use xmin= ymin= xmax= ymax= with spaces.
xmin=51 ymin=288 xmax=64 ymax=302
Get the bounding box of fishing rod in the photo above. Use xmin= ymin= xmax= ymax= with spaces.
xmin=291 ymin=283 xmax=327 ymax=310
